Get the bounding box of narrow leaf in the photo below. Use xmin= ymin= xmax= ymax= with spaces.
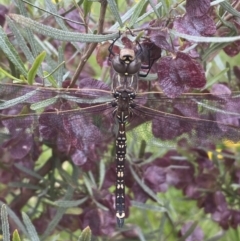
xmin=1 ymin=205 xmax=10 ymax=241
xmin=30 ymin=97 xmax=58 ymax=110
xmin=148 ymin=0 xmax=161 ymax=18
xmin=205 ymin=231 xmax=226 ymax=241
xmin=171 ymin=29 xmax=240 ymax=43
xmin=83 ymin=175 xmax=93 ymax=196
xmin=43 ymin=64 xmax=63 ymax=88
xmin=10 ymin=14 xmax=119 ymax=42
xmin=109 ymin=3 xmax=139 ymax=31
xmin=211 ymin=0 xmax=225 ymax=4
xmin=6 ymin=16 xmax=34 ymax=63
xmin=131 ymin=201 xmax=167 ymax=212
xmin=0 ymin=201 xmax=27 ymax=236
xmin=27 ymin=51 xmax=46 ymax=85
xmin=61 ymin=94 xmax=112 ymax=104
xmin=220 ymin=1 xmax=240 ymax=18
xmin=78 ymin=226 xmax=92 ymax=241
xmin=204 ymin=68 xmax=229 ymax=89
xmin=56 ymin=46 xmax=64 ymax=86
xmin=107 ymin=0 xmax=123 ymax=27
xmin=44 ymin=0 xmax=81 ymax=51
xmin=134 ymin=229 xmax=146 ymax=241
xmin=83 ymin=0 xmax=93 ymax=17
xmin=45 ymin=0 xmax=70 ymax=29
xmin=54 ymin=197 xmax=88 ymax=208
xmin=202 ymin=42 xmax=229 ymax=61
xmin=9 ymin=182 xmax=41 ymax=190
xmin=129 ymin=165 xmax=164 ymax=206
xmin=136 ymin=1 xmax=162 ymax=23
xmin=22 ymin=212 xmax=40 ymax=241
xmin=98 ymin=159 xmax=105 ymax=189
xmin=12 ymin=230 xmax=21 ymax=241
xmin=0 ymin=89 xmax=38 ymax=109
xmin=41 ymin=186 xmax=74 ymax=239
xmin=0 ymin=26 xmax=27 ymax=76
xmin=128 ymin=0 xmax=146 ymax=27
xmin=0 ymin=67 xmax=23 ymax=82
xmin=178 ymin=221 xmax=198 ymax=241
xmin=16 ymin=0 xmax=38 ymax=57
xmin=14 ymin=163 xmax=43 ymax=180
xmin=44 ymin=73 xmax=58 ymax=88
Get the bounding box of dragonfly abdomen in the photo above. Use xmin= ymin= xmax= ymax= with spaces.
xmin=115 ymin=122 xmax=127 ymax=227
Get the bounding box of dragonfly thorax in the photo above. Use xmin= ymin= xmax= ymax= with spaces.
xmin=113 ymin=88 xmax=136 ymax=100
xmin=112 ymin=89 xmax=135 ymax=123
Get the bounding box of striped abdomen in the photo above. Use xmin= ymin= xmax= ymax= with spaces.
xmin=113 ymin=88 xmax=135 ymax=227
xmin=115 ymin=122 xmax=127 ymax=227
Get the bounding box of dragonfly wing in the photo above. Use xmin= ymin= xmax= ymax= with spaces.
xmin=130 ymin=92 xmax=240 ymax=148
xmin=0 ymin=101 xmax=116 ymax=164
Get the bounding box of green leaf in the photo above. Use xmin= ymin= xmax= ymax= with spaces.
xmin=0 ymin=26 xmax=27 ymax=76
xmin=10 ymin=14 xmax=119 ymax=42
xmin=204 ymin=68 xmax=229 ymax=89
xmin=54 ymin=197 xmax=88 ymax=208
xmin=83 ymin=0 xmax=93 ymax=17
xmin=109 ymin=3 xmax=139 ymax=31
xmin=41 ymin=186 xmax=74 ymax=240
xmin=148 ymin=0 xmax=161 ymax=18
xmin=43 ymin=64 xmax=63 ymax=88
xmin=62 ymin=94 xmax=112 ymax=104
xmin=56 ymin=46 xmax=64 ymax=86
xmin=0 ymin=67 xmax=24 ymax=82
xmin=202 ymin=42 xmax=229 ymax=61
xmin=16 ymin=0 xmax=39 ymax=58
xmin=211 ymin=0 xmax=225 ymax=5
xmin=44 ymin=0 xmax=82 ymax=51
xmin=22 ymin=212 xmax=40 ymax=241
xmin=107 ymin=0 xmax=123 ymax=27
xmin=178 ymin=221 xmax=198 ymax=241
xmin=170 ymin=29 xmax=240 ymax=43
xmin=9 ymin=182 xmax=41 ymax=190
xmin=205 ymin=232 xmax=226 ymax=241
xmin=6 ymin=16 xmax=34 ymax=64
xmin=30 ymin=97 xmax=58 ymax=110
xmin=12 ymin=230 xmax=21 ymax=241
xmin=1 ymin=205 xmax=10 ymax=241
xmin=0 ymin=201 xmax=27 ymax=236
xmin=27 ymin=51 xmax=46 ymax=85
xmin=128 ymin=0 xmax=146 ymax=27
xmin=83 ymin=175 xmax=93 ymax=196
xmin=98 ymin=158 xmax=105 ymax=189
xmin=14 ymin=163 xmax=43 ymax=180
xmin=134 ymin=228 xmax=146 ymax=241
xmin=44 ymin=73 xmax=58 ymax=88
xmin=0 ymin=89 xmax=38 ymax=109
xmin=136 ymin=1 xmax=162 ymax=23
xmin=131 ymin=201 xmax=167 ymax=212
xmin=129 ymin=165 xmax=164 ymax=206
xmin=78 ymin=226 xmax=92 ymax=241
xmin=220 ymin=1 xmax=240 ymax=18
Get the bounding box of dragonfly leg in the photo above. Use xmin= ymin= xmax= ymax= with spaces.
xmin=108 ymin=31 xmax=121 ymax=60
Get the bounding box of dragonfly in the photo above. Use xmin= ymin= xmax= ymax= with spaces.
xmin=1 ymin=35 xmax=240 ymax=227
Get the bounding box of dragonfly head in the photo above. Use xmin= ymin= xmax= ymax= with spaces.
xmin=111 ymin=48 xmax=141 ymax=77
xmin=119 ymin=48 xmax=135 ymax=64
